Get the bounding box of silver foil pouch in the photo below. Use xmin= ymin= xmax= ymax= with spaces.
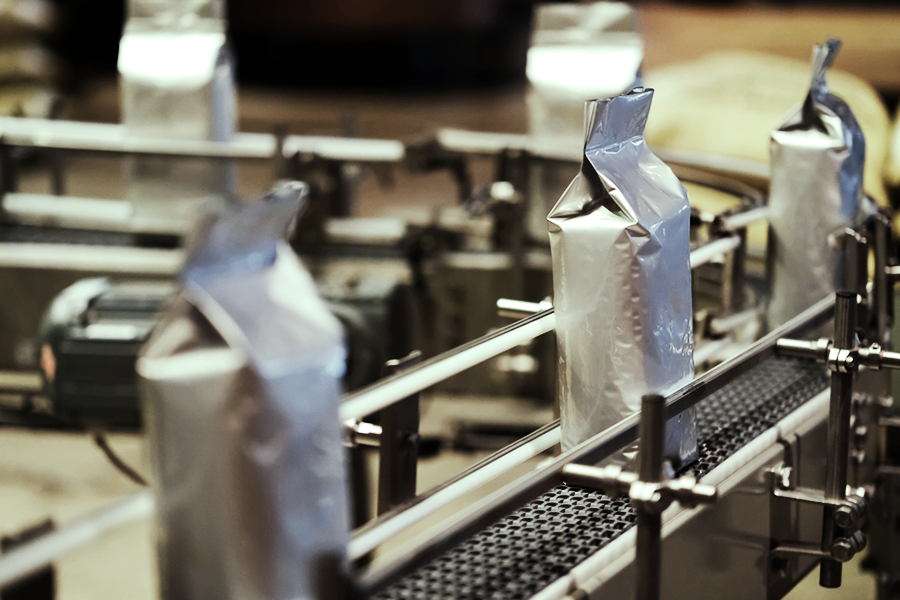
xmin=548 ymin=88 xmax=696 ymax=464
xmin=119 ymin=0 xmax=236 ymax=234
xmin=767 ymin=39 xmax=866 ymax=328
xmin=137 ymin=182 xmax=348 ymax=600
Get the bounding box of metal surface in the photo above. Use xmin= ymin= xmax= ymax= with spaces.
xmin=636 ymin=394 xmax=665 ymax=600
xmin=639 ymin=395 xmax=666 ymax=484
xmin=873 ymin=212 xmax=894 ymax=346
xmin=496 ymin=298 xmax=551 ymax=320
xmin=821 ymin=291 xmax=857 ymax=588
xmin=635 ymin=500 xmax=662 ymax=600
xmin=0 ymin=118 xmax=405 ymax=163
xmin=339 ymin=309 xmax=555 ymax=422
xmin=360 ymin=296 xmax=834 ymax=597
xmin=378 ymin=352 xmax=423 ymax=516
xmin=689 ymin=235 xmax=742 ymax=269
xmin=368 ymin=356 xmax=829 ymax=600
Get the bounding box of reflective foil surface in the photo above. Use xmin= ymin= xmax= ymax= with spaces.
xmin=138 ymin=183 xmax=349 ymax=600
xmin=548 ymin=89 xmax=696 ymax=462
xmin=767 ymin=39 xmax=866 ymax=328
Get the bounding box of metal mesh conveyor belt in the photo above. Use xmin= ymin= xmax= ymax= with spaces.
xmin=376 ymin=356 xmax=829 ymax=600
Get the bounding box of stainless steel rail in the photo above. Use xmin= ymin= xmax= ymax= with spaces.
xmin=339 ymin=309 xmax=556 ymax=422
xmin=0 ymin=117 xmax=405 ymax=163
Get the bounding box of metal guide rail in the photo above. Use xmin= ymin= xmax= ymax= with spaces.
xmin=0 ymin=293 xmax=835 ymax=596
xmin=0 ymin=117 xmax=767 ymax=224
xmin=350 ymin=296 xmax=836 ymax=598
xmin=371 ymin=356 xmax=827 ymax=600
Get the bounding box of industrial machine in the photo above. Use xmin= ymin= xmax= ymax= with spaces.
xmin=0 ymin=7 xmax=895 ymax=595
xmin=0 ymin=107 xmax=896 ymax=600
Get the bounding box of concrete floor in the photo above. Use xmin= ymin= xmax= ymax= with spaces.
xmin=0 ymin=429 xmax=154 ymax=600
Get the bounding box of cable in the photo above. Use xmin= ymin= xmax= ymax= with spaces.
xmin=90 ymin=432 xmax=148 ymax=487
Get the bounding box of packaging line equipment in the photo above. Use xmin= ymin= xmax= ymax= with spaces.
xmin=0 ymin=195 xmax=897 ymax=600
xmin=0 ymin=114 xmax=760 ymax=414
xmin=0 ymin=93 xmax=896 ymax=598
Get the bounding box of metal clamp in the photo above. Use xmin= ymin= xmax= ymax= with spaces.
xmin=343 ymin=420 xmax=383 ymax=448
xmin=774 ymin=291 xmax=878 ymax=587
xmin=563 ymin=464 xmax=716 ymax=515
xmin=768 ymin=465 xmax=869 ymax=564
xmin=777 ymin=338 xmax=900 ymax=373
xmin=771 ymin=480 xmax=868 ymax=530
xmin=561 ymin=394 xmax=717 ymax=600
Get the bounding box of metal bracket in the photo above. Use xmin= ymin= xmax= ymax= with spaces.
xmin=770 ymin=484 xmax=867 ymax=530
xmin=774 ymin=291 xmax=871 ymax=587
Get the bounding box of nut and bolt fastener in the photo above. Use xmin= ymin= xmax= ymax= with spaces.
xmin=831 ymin=538 xmax=856 ymax=563
xmin=834 ymin=504 xmax=858 ymax=529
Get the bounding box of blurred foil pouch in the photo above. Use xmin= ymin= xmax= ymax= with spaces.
xmin=137 ymin=182 xmax=349 ymax=600
xmin=767 ymin=39 xmax=866 ymax=328
xmin=548 ymin=88 xmax=696 ymax=463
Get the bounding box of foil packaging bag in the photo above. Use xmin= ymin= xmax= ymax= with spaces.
xmin=548 ymin=89 xmax=696 ymax=462
xmin=525 ymin=2 xmax=643 ymax=243
xmin=138 ymin=182 xmax=349 ymax=600
xmin=119 ymin=0 xmax=237 ymax=234
xmin=767 ymin=39 xmax=866 ymax=328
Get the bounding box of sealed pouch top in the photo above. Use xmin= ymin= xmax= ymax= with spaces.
xmin=777 ymin=38 xmax=864 ymax=222
xmin=181 ymin=181 xmax=344 ymax=375
xmin=549 ymin=88 xmax=690 ymax=235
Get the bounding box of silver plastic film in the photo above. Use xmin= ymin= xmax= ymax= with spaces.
xmin=138 ymin=182 xmax=349 ymax=600
xmin=767 ymin=39 xmax=866 ymax=328
xmin=119 ymin=0 xmax=236 ymax=234
xmin=525 ymin=2 xmax=643 ymax=242
xmin=547 ymin=89 xmax=696 ymax=464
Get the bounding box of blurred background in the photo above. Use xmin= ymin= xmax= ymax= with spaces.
xmin=6 ymin=0 xmax=900 ymax=123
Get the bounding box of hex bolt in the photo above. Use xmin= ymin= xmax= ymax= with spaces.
xmin=834 ymin=504 xmax=857 ymax=529
xmin=830 ymin=538 xmax=856 ymax=563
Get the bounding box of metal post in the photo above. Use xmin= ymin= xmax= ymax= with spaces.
xmin=314 ymin=552 xmax=352 ymax=600
xmin=730 ymin=228 xmax=748 ymax=312
xmin=874 ymin=212 xmax=894 ymax=346
xmin=273 ymin=125 xmax=292 ymax=181
xmin=348 ymin=446 xmax=371 ymax=530
xmin=843 ymin=229 xmax=868 ymax=335
xmin=636 ymin=393 xmax=665 ymax=600
xmin=820 ymin=290 xmax=857 ymax=588
xmin=378 ymin=351 xmax=423 ymax=515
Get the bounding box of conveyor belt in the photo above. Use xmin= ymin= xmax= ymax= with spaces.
xmin=377 ymin=356 xmax=829 ymax=600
